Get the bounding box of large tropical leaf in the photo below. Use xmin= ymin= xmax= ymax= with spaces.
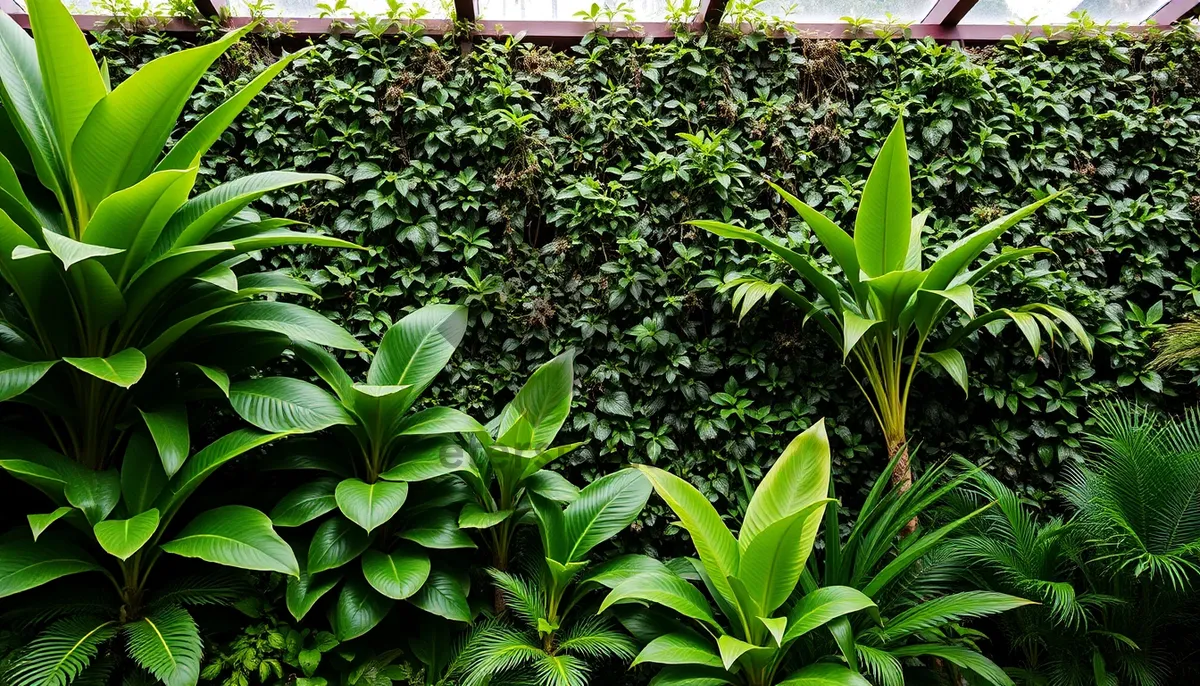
xmin=600 ymin=569 xmax=719 ymax=627
xmin=156 ymin=428 xmax=288 ymax=517
xmin=160 ymin=505 xmax=299 ymax=576
xmin=854 ymin=118 xmax=911 ymax=278
xmin=741 ymin=420 xmax=830 ymax=547
xmin=632 ymin=632 xmax=723 ymax=669
xmin=332 ymin=576 xmax=392 ymax=640
xmin=307 ymin=515 xmax=370 ymax=573
xmin=271 ymin=478 xmax=339 ymax=527
xmin=367 ymin=304 xmax=466 ymax=392
xmin=138 ymin=405 xmax=189 ymax=478
xmin=334 ymin=478 xmax=409 ymax=533
xmin=495 ymin=350 xmax=575 ymax=451
xmin=777 ymin=662 xmax=873 ymax=686
xmin=0 ymin=351 xmax=55 ymax=402
xmin=286 ymin=567 xmax=341 ymax=621
xmin=93 ymin=509 xmax=160 ymax=561
xmin=0 ymin=12 xmax=67 ymax=200
xmin=63 ymin=349 xmax=146 ymax=389
xmin=783 ymin=586 xmax=877 ymax=643
xmin=409 ymin=570 xmax=471 ymax=623
xmin=27 ymin=0 xmax=105 ymax=151
xmin=561 ymin=468 xmax=650 ymax=562
xmin=229 ymin=377 xmax=354 ymax=433
xmin=360 ymin=546 xmax=430 ymax=600
xmin=202 ymin=301 xmax=363 ymax=351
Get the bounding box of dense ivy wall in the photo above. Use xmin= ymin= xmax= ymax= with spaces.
xmin=97 ymin=25 xmax=1200 ymax=547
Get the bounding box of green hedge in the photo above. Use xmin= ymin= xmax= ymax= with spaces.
xmin=96 ymin=25 xmax=1200 ymax=545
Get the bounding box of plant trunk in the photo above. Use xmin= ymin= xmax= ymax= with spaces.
xmin=493 ymin=553 xmax=508 ymax=615
xmin=889 ymin=440 xmax=918 ymax=536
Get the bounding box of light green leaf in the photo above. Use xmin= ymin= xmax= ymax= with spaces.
xmin=0 ymin=351 xmax=55 ymax=402
xmin=335 ymin=478 xmax=409 ymax=533
xmin=742 ymin=420 xmax=830 ymax=546
xmin=42 ymin=229 xmax=124 ymax=271
xmin=27 ymin=507 xmax=73 ymax=541
xmin=93 ymin=509 xmax=159 ymax=560
xmin=396 ymin=406 xmax=484 ymax=436
xmin=63 ymin=348 xmax=146 ymax=389
xmin=139 ymin=405 xmax=189 ymax=478
xmin=0 ymin=539 xmax=100 ymax=598
xmin=1006 ymin=310 xmax=1042 ymax=357
xmin=161 ymin=505 xmax=299 ymax=576
xmin=855 ymin=118 xmax=912 ymax=278
xmin=0 ymin=12 xmax=68 ymax=200
xmin=458 ymin=502 xmax=512 ymax=529
xmin=737 ymin=498 xmax=834 ymax=616
xmin=495 ymin=350 xmax=575 ymax=451
xmin=783 ymin=586 xmax=878 ymax=643
xmin=926 ymin=349 xmax=969 ymax=394
xmin=562 ymin=468 xmax=651 ymax=562
xmin=716 ymin=635 xmax=769 ymax=671
xmin=600 ymin=569 xmax=718 ymax=627
xmin=927 ymin=284 xmax=976 ymax=318
xmin=378 ymin=437 xmax=467 ymax=482
xmin=840 ymin=311 xmax=879 ymax=362
xmin=360 ymin=547 xmax=430 ymax=600
xmin=203 ymin=301 xmax=364 ymax=351
xmin=230 ymin=377 xmax=355 ymax=434
xmin=64 ymin=468 xmax=121 ymax=525
xmin=368 ymin=304 xmax=466 ymax=391
xmin=271 ymin=478 xmax=339 ymax=527
xmin=632 ymin=632 xmax=722 ymax=669
xmin=759 ymin=616 xmax=787 ymax=646
xmin=28 ymin=0 xmax=106 ymax=149
xmin=768 ymin=181 xmax=861 ymax=294
xmin=777 ymin=662 xmax=872 ymax=686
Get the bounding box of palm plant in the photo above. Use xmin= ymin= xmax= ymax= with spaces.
xmin=0 ymin=4 xmax=360 ymax=684
xmin=456 ymin=351 xmax=585 ymax=577
xmin=692 ymin=118 xmax=1090 ymax=491
xmin=453 ymin=469 xmax=652 ymax=686
xmin=598 ymin=420 xmax=879 ymax=686
xmin=234 ymin=304 xmax=487 ymax=640
xmin=948 ymin=402 xmax=1200 ymax=685
xmin=812 ymin=453 xmax=1030 ymax=686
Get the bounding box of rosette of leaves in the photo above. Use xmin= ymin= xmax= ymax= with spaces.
xmin=456 ymin=351 xmax=585 ymax=580
xmin=454 ymin=468 xmax=651 ymax=686
xmin=237 ymin=304 xmax=488 ymax=640
xmin=0 ymin=3 xmax=363 ymax=684
xmin=693 ymin=118 xmax=1091 ymax=492
xmin=809 ymin=453 xmax=1030 ymax=686
xmin=597 ymin=420 xmax=879 ymax=686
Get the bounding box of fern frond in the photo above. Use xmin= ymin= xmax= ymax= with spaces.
xmin=856 ymin=644 xmax=904 ymax=686
xmin=6 ymin=616 xmax=118 ymax=686
xmin=1150 ymin=321 xmax=1200 ymax=370
xmin=124 ymin=606 xmax=202 ymax=686
xmin=532 ymin=653 xmax=588 ymax=686
xmin=486 ymin=569 xmax=546 ymax=630
xmin=556 ymin=616 xmax=636 ymax=660
xmin=150 ymin=570 xmax=252 ymax=608
xmin=456 ymin=622 xmax=542 ymax=686
xmin=878 ymin=591 xmax=1033 ymax=641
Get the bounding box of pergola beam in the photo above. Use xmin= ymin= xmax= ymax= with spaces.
xmin=453 ymin=0 xmax=475 ymax=23
xmin=1149 ymin=0 xmax=1199 ymax=24
xmin=191 ymin=0 xmax=225 ymax=18
xmin=697 ymin=0 xmax=730 ymax=25
xmin=921 ymin=0 xmax=981 ymax=25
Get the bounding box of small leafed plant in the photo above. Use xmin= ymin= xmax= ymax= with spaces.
xmin=599 ymin=420 xmax=879 ymax=686
xmin=236 ymin=305 xmax=487 ymax=640
xmin=694 ymin=118 xmax=1091 ymax=492
xmin=0 ymin=3 xmax=360 ymax=684
xmin=455 ymin=468 xmax=652 ymax=686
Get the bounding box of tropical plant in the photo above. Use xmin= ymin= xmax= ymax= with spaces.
xmin=598 ymin=420 xmax=879 ymax=686
xmin=692 ymin=118 xmax=1091 ymax=492
xmin=1151 ymin=319 xmax=1200 ymax=370
xmin=235 ymin=304 xmax=487 ymax=640
xmin=0 ymin=2 xmax=361 ymax=684
xmin=948 ymin=401 xmax=1200 ymax=685
xmin=453 ymin=468 xmax=651 ymax=686
xmin=456 ymin=351 xmax=584 ymax=578
xmin=811 ymin=452 xmax=1030 ymax=686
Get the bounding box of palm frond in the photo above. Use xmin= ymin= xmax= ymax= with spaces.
xmin=123 ymin=606 xmax=203 ymax=686
xmin=532 ymin=653 xmax=588 ymax=686
xmin=856 ymin=644 xmax=905 ymax=686
xmin=876 ymin=591 xmax=1032 ymax=642
xmin=6 ymin=616 xmax=118 ymax=686
xmin=150 ymin=570 xmax=253 ymax=608
xmin=456 ymin=621 xmax=543 ymax=686
xmin=556 ymin=616 xmax=636 ymax=661
xmin=487 ymin=569 xmax=547 ymax=631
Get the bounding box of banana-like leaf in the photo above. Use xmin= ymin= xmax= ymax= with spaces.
xmin=495 ymin=350 xmax=575 ymax=451
xmin=633 ymin=631 xmax=723 ymax=669
xmin=783 ymin=586 xmax=877 ymax=643
xmin=27 ymin=0 xmax=105 ymax=151
xmin=156 ymin=428 xmax=287 ymax=517
xmin=777 ymin=662 xmax=873 ymax=686
xmin=396 ymin=406 xmax=485 ymax=436
xmin=741 ymin=421 xmax=830 ymax=546
xmin=600 ymin=569 xmax=719 ymax=628
xmin=737 ymin=498 xmax=835 ymax=616
xmin=81 ymin=167 xmax=197 ymax=281
xmin=716 ymin=634 xmax=770 ymax=671
xmin=768 ymin=181 xmax=861 ymax=297
xmin=379 ymin=437 xmax=469 ymax=483
xmin=271 ymin=478 xmax=339 ymax=527
xmin=561 ymin=468 xmax=651 ymax=562
xmin=138 ymin=404 xmax=189 ymax=477
xmin=368 ymin=304 xmax=467 ymax=396
xmin=458 ymin=502 xmax=512 ymax=529
xmin=63 ymin=348 xmax=146 ymax=389
xmin=93 ymin=508 xmax=159 ymax=560
xmin=0 ymin=538 xmax=101 ymax=598
xmin=202 ymin=301 xmax=365 ymax=351
xmin=230 ymin=377 xmax=355 ymax=434
xmin=161 ymin=505 xmax=299 ymax=576
xmin=0 ymin=351 xmax=55 ymax=401
xmin=64 ymin=467 xmax=121 ymax=525
xmin=925 ymin=349 xmax=968 ymax=394
xmin=854 ymin=119 xmax=911 ymax=278
xmin=0 ymin=13 xmax=68 ymax=199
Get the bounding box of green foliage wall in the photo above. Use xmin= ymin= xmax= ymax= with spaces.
xmin=95 ymin=26 xmax=1200 ymax=544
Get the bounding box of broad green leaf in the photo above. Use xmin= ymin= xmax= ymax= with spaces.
xmin=927 ymin=284 xmax=976 ymax=318
xmin=777 ymin=662 xmax=872 ymax=686
xmin=307 ymin=516 xmax=370 ymax=574
xmin=458 ymin=502 xmax=512 ymax=529
xmin=203 ymin=301 xmax=364 ymax=351
xmin=1006 ymin=310 xmax=1042 ymax=357
xmin=193 ymin=363 xmax=230 ymax=396
xmin=42 ymin=229 xmax=124 ymax=271
xmin=368 ymin=304 xmax=467 ymax=389
xmin=290 ymin=340 xmax=354 ymax=401
xmin=864 ymin=269 xmax=926 ymax=324
xmin=768 ymin=181 xmax=861 ymax=295
xmin=28 ymin=0 xmax=105 ymax=149
xmin=27 ymin=507 xmax=73 ymax=540
xmin=94 ymin=509 xmax=159 ymax=560
xmin=195 ymin=263 xmax=237 ymax=291
xmin=1029 ymin=303 xmax=1093 ymax=356
xmin=925 ymin=349 xmax=968 ymax=394
xmin=742 ymin=420 xmax=830 ymax=546
xmin=717 ymin=635 xmax=769 ymax=671
xmin=0 ymin=211 xmax=74 ymax=354
xmin=271 ymin=478 xmax=339 ymax=527
xmin=578 ymin=554 xmax=667 ymax=592
xmin=737 ymin=498 xmax=834 ymax=615
xmin=396 ymin=406 xmax=484 ymax=436
xmin=525 ymin=469 xmax=580 ymax=502
xmin=333 ymin=576 xmax=392 ymax=640
xmin=648 ymin=667 xmax=732 ymax=686
xmin=0 ymin=13 xmax=67 ymax=199
xmin=157 ymin=429 xmax=287 ymax=517
xmin=378 ymin=437 xmax=467 ymax=482
xmin=562 ymin=468 xmax=651 ymax=562
xmin=632 ymin=632 xmax=722 ymax=668
xmin=635 ymin=465 xmax=739 ymax=607
xmin=855 ymin=118 xmax=912 ymax=277
xmin=839 ymin=311 xmax=879 ymax=362
xmin=121 ymin=432 xmax=166 ymax=514
xmin=0 ymin=351 xmax=55 ymax=402
xmin=783 ymin=586 xmax=878 ymax=643
xmin=124 ymin=606 xmax=202 ymax=686
xmin=335 ymin=478 xmax=409 ymax=533
xmin=286 ymin=568 xmax=341 ymax=622
xmin=64 ymin=467 xmax=121 ymax=525
xmin=496 ymin=350 xmax=575 ymax=451
xmin=0 ymin=538 xmax=100 ymax=598
xmin=236 ymin=270 xmax=320 ymax=298
xmin=600 ymin=569 xmax=719 ymax=627
xmin=399 ymin=509 xmax=476 ymax=549
xmin=759 ymin=615 xmax=787 ymax=646
xmin=409 ymin=570 xmax=470 ymax=623
xmin=161 ymin=505 xmax=299 ymax=576
xmin=139 ymin=405 xmax=189 ymax=477
xmin=158 ymin=47 xmax=312 ymax=172
xmin=63 ymin=348 xmax=146 ymax=389
xmin=230 ymin=377 xmax=355 ymax=434
xmin=70 ymin=26 xmax=252 ymax=209
xmin=360 ymin=547 xmax=430 ymax=600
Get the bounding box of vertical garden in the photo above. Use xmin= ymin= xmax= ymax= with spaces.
xmin=2 ymin=2 xmax=1200 ymax=685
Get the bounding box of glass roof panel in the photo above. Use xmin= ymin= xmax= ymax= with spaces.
xmin=477 ymin=0 xmax=670 ymax=21
xmin=226 ymin=0 xmax=448 ymax=18
xmin=749 ymin=0 xmax=938 ymax=22
xmin=960 ymin=0 xmax=1168 ymax=23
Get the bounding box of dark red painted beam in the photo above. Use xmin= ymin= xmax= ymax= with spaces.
xmin=192 ymin=0 xmax=225 ymax=18
xmin=1149 ymin=0 xmax=1199 ymax=23
xmin=697 ymin=0 xmax=730 ymax=25
xmin=922 ymin=0 xmax=982 ymax=25
xmin=453 ymin=0 xmax=475 ymax=23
